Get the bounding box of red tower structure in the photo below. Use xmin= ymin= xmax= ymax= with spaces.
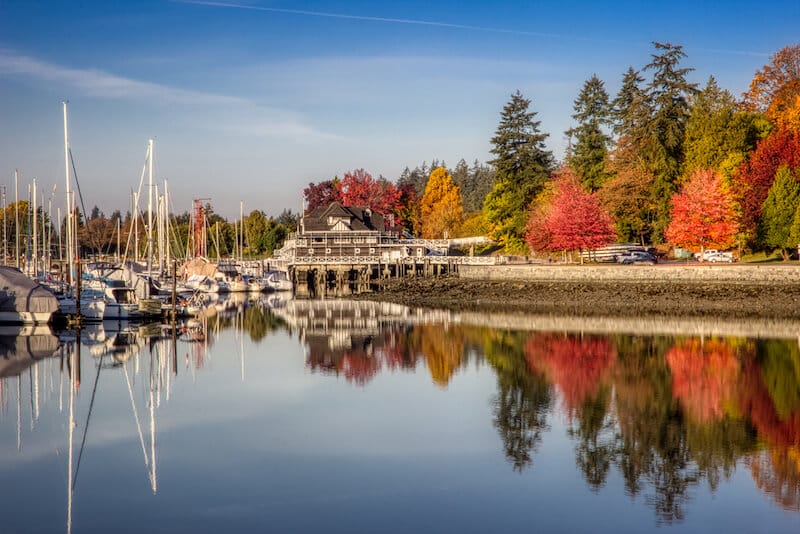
xmin=192 ymin=198 xmax=210 ymax=258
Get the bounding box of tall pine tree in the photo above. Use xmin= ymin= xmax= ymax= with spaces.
xmin=484 ymin=91 xmax=554 ymax=252
xmin=568 ymin=75 xmax=612 ymax=191
xmin=641 ymin=42 xmax=697 ymax=242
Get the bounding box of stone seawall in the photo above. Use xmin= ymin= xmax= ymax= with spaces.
xmin=458 ymin=263 xmax=800 ymax=284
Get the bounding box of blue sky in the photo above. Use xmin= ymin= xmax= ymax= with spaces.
xmin=1 ymin=0 xmax=798 ymax=219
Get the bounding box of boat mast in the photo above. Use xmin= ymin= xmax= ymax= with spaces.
xmin=14 ymin=169 xmax=19 ymax=270
xmin=147 ymin=139 xmax=154 ymax=289
xmin=2 ymin=185 xmax=6 ymax=266
xmin=164 ymin=180 xmax=170 ymax=274
xmin=63 ymin=102 xmax=73 ymax=286
xmin=32 ymin=178 xmax=37 ymax=277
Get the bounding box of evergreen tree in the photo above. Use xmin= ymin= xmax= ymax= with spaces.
xmin=451 ymin=158 xmax=496 ymax=212
xmin=604 ymin=67 xmax=652 ymax=243
xmin=641 ymin=42 xmax=698 ymax=241
xmin=612 ymin=67 xmax=646 ymax=140
xmin=484 ymin=91 xmax=554 ymax=252
xmin=683 ymin=77 xmax=766 ymax=179
xmin=568 ymin=75 xmax=612 ymax=191
xmin=758 ymin=165 xmax=800 ymax=256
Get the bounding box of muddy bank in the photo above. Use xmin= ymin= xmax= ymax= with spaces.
xmin=350 ymin=275 xmax=800 ymax=320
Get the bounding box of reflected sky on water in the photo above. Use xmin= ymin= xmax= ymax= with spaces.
xmin=0 ymin=294 xmax=798 ymax=533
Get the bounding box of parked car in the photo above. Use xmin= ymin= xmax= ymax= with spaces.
xmin=617 ymin=251 xmax=658 ymax=265
xmin=705 ymin=251 xmax=735 ymax=263
xmin=694 ymin=249 xmax=719 ymax=261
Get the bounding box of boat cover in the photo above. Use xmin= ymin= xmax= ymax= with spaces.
xmin=0 ymin=266 xmax=60 ymax=313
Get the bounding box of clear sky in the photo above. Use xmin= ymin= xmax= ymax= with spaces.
xmin=1 ymin=0 xmax=798 ymax=220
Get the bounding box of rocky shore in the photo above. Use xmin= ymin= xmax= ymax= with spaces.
xmin=351 ymin=270 xmax=800 ymax=320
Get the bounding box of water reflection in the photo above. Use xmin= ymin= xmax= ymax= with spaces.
xmin=274 ymin=299 xmax=800 ymax=521
xmin=0 ymin=296 xmax=798 ymax=531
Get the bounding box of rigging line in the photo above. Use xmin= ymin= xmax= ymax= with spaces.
xmin=120 ymin=149 xmax=151 ymax=265
xmin=68 ymin=148 xmax=101 ymax=253
xmin=72 ymin=353 xmax=104 ymax=489
xmin=123 ymin=361 xmax=150 ymax=471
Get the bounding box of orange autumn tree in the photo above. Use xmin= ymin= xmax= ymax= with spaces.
xmin=419 ymin=167 xmax=463 ymax=238
xmin=665 ymin=338 xmax=740 ymax=423
xmin=665 ymin=168 xmax=739 ymax=255
xmin=743 ymin=44 xmax=800 ymax=132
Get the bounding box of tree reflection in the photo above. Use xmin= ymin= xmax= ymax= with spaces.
xmin=281 ymin=298 xmax=800 ymax=520
xmin=740 ymin=340 xmax=800 ymax=511
xmin=666 ymin=339 xmax=739 ymax=423
xmin=486 ymin=332 xmax=552 ymax=472
xmin=611 ymin=336 xmax=696 ymax=523
xmin=569 ymin=390 xmax=617 ymax=491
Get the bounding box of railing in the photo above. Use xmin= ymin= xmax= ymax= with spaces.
xmin=288 ymin=255 xmax=496 ymax=266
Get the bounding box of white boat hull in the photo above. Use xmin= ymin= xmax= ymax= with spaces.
xmin=0 ymin=311 xmax=53 ymax=325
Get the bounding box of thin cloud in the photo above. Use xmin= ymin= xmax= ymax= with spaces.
xmin=175 ymin=0 xmax=563 ymax=38
xmin=175 ymin=0 xmax=771 ymax=57
xmin=0 ymin=49 xmax=245 ymax=105
xmin=0 ymin=49 xmax=341 ymax=141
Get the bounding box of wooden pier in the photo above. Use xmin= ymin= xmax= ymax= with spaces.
xmin=288 ymin=255 xmax=495 ymax=297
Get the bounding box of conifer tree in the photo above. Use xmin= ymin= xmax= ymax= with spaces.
xmin=683 ymin=77 xmax=767 ymax=179
xmin=612 ymin=67 xmax=647 ymax=141
xmin=641 ymin=42 xmax=697 ymax=241
xmin=568 ymin=75 xmax=612 ymax=191
xmin=758 ymin=165 xmax=800 ymax=256
xmin=484 ymin=91 xmax=554 ymax=252
xmin=604 ymin=67 xmax=652 ymax=243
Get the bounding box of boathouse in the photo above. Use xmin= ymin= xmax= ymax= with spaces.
xmin=291 ymin=202 xmax=420 ymax=260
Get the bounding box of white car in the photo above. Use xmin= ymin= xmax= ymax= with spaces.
xmin=705 ymin=252 xmax=735 ymax=263
xmin=694 ymin=249 xmax=719 ymax=261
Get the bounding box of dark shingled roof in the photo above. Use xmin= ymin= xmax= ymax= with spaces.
xmin=303 ymin=202 xmax=387 ymax=232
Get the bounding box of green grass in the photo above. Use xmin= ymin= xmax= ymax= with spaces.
xmin=740 ymin=250 xmax=785 ymax=263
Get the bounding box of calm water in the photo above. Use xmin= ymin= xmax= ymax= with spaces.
xmin=1 ymin=295 xmax=799 ymax=533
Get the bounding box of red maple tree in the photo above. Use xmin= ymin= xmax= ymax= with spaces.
xmin=665 ymin=168 xmax=739 ymax=252
xmin=303 ymin=179 xmax=341 ymax=213
xmin=735 ymin=129 xmax=800 ymax=236
xmin=526 ymin=170 xmax=616 ymax=254
xmin=338 ymin=169 xmax=403 ymax=220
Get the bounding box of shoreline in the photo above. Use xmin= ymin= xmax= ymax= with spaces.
xmin=349 ymin=270 xmax=800 ymax=320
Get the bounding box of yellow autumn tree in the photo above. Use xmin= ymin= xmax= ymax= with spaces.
xmin=419 ymin=167 xmax=463 ymax=239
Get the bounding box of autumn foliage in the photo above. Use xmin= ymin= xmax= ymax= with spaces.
xmin=525 ymin=333 xmax=616 ymax=415
xmin=665 ymin=168 xmax=739 ymax=251
xmin=743 ymin=44 xmax=800 ymax=132
xmin=735 ymin=129 xmax=800 ymax=236
xmin=665 ymin=339 xmax=739 ymax=423
xmin=525 ymin=169 xmax=616 ymax=254
xmin=419 ymin=167 xmax=463 ymax=239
